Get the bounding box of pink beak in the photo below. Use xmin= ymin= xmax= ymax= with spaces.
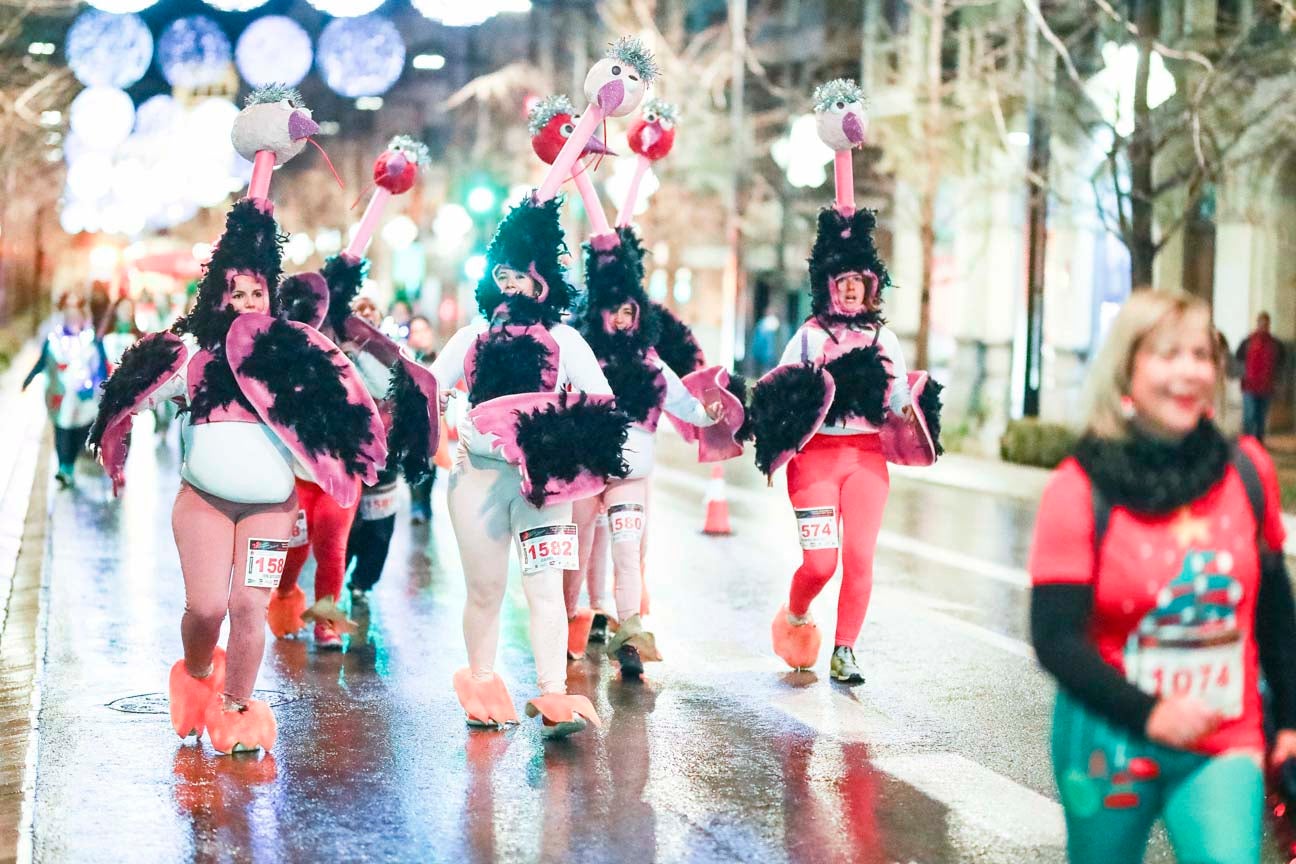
xmin=842 ymin=112 xmax=865 ymax=146
xmin=640 ymin=124 xmax=661 ymax=149
xmin=289 ymin=110 xmax=320 ymax=141
xmin=386 ymin=152 xmax=409 ymax=178
xmin=596 ymin=80 xmax=626 ymax=115
xmin=582 ymin=135 xmax=615 ymax=157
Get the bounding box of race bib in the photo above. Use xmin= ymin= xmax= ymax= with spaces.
xmin=287 ymin=509 xmax=308 ymax=548
xmin=517 ymin=524 xmax=579 ymax=575
xmin=595 ymin=513 xmax=609 ymax=528
xmin=1125 ymin=633 xmax=1244 ymax=720
xmin=245 ymin=538 xmax=289 ymax=588
xmin=795 ymin=507 xmax=839 ymax=550
xmin=607 ymin=503 xmax=645 ymax=543
xmin=359 ymin=488 xmax=399 ymax=521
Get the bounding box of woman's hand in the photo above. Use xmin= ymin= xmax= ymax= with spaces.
xmin=1271 ymin=729 xmax=1296 ymax=769
xmin=704 ymin=400 xmax=725 ymax=422
xmin=900 ymin=404 xmax=916 ymax=422
xmin=1145 ymin=697 xmax=1221 ymax=749
xmin=438 ymin=389 xmax=453 ymax=412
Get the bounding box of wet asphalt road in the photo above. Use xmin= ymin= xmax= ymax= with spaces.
xmin=27 ymin=421 xmax=1280 ymax=863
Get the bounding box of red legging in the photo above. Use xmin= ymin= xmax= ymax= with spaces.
xmin=785 ymin=434 xmax=889 ymax=647
xmin=279 ymin=478 xmax=360 ymax=602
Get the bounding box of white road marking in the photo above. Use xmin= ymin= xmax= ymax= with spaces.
xmin=872 ymin=752 xmax=1066 ymax=847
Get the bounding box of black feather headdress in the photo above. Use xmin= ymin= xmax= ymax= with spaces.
xmin=475 ymin=195 xmax=574 ymax=327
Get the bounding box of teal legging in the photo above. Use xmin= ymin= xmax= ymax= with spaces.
xmin=1051 ymin=691 xmax=1263 ymax=864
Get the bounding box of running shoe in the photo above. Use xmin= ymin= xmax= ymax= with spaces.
xmin=589 ymin=613 xmax=610 ymax=643
xmin=830 ymin=645 xmax=865 ymax=684
xmin=616 ymin=643 xmax=644 ymax=680
xmin=314 ymin=621 xmax=344 ymax=650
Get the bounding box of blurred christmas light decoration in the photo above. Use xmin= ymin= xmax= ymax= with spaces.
xmin=1086 ymin=41 xmax=1176 ymax=137
xmin=133 ymin=94 xmax=182 ymax=139
xmin=305 ymin=0 xmax=382 ymax=18
xmin=413 ymin=0 xmax=530 ymax=25
xmin=157 ymin=16 xmax=232 ymax=89
xmin=466 ymin=185 xmax=496 ymax=214
xmin=202 ymin=0 xmax=269 ymax=13
xmin=432 ymin=203 xmax=472 ymax=243
xmin=187 ymin=98 xmax=240 ymax=153
xmin=604 ymin=156 xmax=659 ymax=217
xmin=412 ymin=53 xmax=445 ymax=71
xmin=463 ymin=253 xmax=487 ymax=281
xmin=317 ymin=16 xmax=405 ymax=98
xmin=236 ymin=17 xmax=312 ymax=88
xmin=69 ymin=87 xmax=135 ymax=150
xmin=382 ymin=215 xmax=418 ymax=250
xmin=772 ymin=114 xmax=834 ymax=189
xmin=86 ymin=0 xmax=156 ymax=14
xmin=286 ymin=233 xmax=315 ymax=264
xmin=315 ymin=228 xmax=343 ymax=254
xmin=66 ymin=11 xmax=152 ymax=89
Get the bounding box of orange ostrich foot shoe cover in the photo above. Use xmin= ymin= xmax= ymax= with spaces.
xmin=453 ymin=668 xmax=520 ymax=727
xmin=771 ymin=605 xmax=821 ymax=670
xmin=525 ymin=694 xmax=601 ymax=740
xmin=204 ymin=698 xmax=278 ymax=754
xmin=567 ymin=609 xmax=595 ymax=658
xmin=267 ymin=585 xmax=307 ymax=638
xmin=168 ymin=647 xmax=226 ymax=738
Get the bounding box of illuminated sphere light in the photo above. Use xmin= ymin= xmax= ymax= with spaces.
xmin=187 ymin=97 xmax=240 ymax=155
xmin=317 ymin=16 xmax=405 ymax=98
xmin=66 ymin=11 xmax=152 ymax=89
xmin=201 ymin=0 xmax=268 ymax=13
xmin=85 ymin=0 xmax=156 ymax=15
xmin=382 ymin=215 xmax=418 ymax=250
xmin=66 ymin=152 xmax=116 ymax=201
xmin=69 ymin=87 xmax=136 ymax=150
xmin=412 ymin=0 xmax=530 ymax=25
xmin=157 ymin=16 xmax=232 ymax=89
xmin=236 ymin=17 xmax=312 ymax=88
xmin=305 ymin=0 xmax=382 ymax=18
xmin=432 ymin=203 xmax=472 ymax=242
xmin=463 ymin=254 xmax=487 ymax=281
xmin=134 ymin=94 xmax=183 ymax=139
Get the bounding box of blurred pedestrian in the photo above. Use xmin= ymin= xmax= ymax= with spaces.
xmin=100 ymin=296 xmax=143 ymax=371
xmin=1030 ymin=290 xmax=1296 ymax=863
xmin=383 ymin=298 xmax=412 ymax=342
xmin=749 ymin=307 xmax=784 ymax=375
xmin=23 ymin=291 xmax=108 ymax=487
xmin=404 ymin=314 xmax=438 ymax=525
xmin=1235 ymin=311 xmax=1285 ymax=442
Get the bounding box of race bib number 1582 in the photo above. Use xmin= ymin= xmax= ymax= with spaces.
xmin=517 ymin=524 xmax=579 ymax=575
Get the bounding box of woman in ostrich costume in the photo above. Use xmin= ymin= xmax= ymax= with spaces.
xmin=87 ymin=88 xmax=386 ymax=753
xmin=528 ymin=93 xmax=745 ymax=676
xmin=750 ymin=80 xmax=942 ymax=685
xmin=269 ymin=136 xmax=433 ymax=644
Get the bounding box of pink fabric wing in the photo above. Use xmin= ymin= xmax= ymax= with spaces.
xmin=98 ymin=331 xmax=188 ymax=495
xmin=761 ymin=363 xmax=836 ymax=477
xmin=880 ymin=371 xmax=937 ymax=467
xmin=342 ymin=314 xmax=404 ymax=367
xmin=468 ymin=391 xmax=614 ymax=505
xmin=226 ymin=314 xmax=387 ymax=508
xmin=678 ymin=366 xmax=746 ymax=462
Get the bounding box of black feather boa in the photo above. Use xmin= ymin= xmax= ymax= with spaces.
xmin=279 ymin=274 xmax=324 ymax=326
xmin=474 ymin=196 xmax=573 ymax=324
xmin=651 ymin=302 xmax=704 ymax=376
xmin=600 ymin=352 xmax=665 ymax=425
xmin=467 ymin=328 xmax=556 ymax=405
xmin=88 ymin=333 xmax=183 ymax=448
xmin=822 ymin=346 xmax=891 ymax=428
xmin=321 ymin=254 xmax=368 ymax=335
xmin=386 ymin=363 xmax=432 ymax=484
xmin=750 ymin=364 xmax=831 ymax=477
xmin=175 ymin=200 xmax=284 ymax=351
xmin=514 ymin=392 xmax=630 ymax=507
xmin=188 ymin=348 xmax=255 ymax=422
xmin=726 ymin=372 xmax=753 ymax=442
xmin=1072 ymin=421 xmax=1230 ymax=515
xmin=582 ymin=318 xmax=657 ymax=360
xmin=234 ymin=319 xmax=376 ymax=473
xmin=919 ymin=378 xmax=944 ymax=456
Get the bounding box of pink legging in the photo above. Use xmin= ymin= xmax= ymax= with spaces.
xmin=567 ymin=478 xmax=649 ymax=622
xmin=172 ymin=482 xmax=297 ymax=699
xmin=785 ymin=434 xmax=889 ymax=647
xmin=279 ymin=478 xmax=360 ymax=602
xmin=447 ymin=449 xmax=573 ymax=696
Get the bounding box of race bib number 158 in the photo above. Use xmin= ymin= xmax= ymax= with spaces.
xmin=245 ymin=538 xmax=289 ymax=588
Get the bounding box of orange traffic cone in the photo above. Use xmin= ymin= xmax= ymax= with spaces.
xmin=701 ymin=464 xmax=732 ymax=536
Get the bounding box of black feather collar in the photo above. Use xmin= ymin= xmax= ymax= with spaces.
xmin=1072 ymin=421 xmax=1231 ymax=515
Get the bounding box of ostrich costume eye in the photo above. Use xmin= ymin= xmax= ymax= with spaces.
xmin=583 ymin=36 xmax=659 ymax=118
xmin=230 ymin=84 xmax=320 ymax=165
xmin=561 ymin=121 xmax=575 ymax=136
xmin=812 ymin=79 xmax=868 ymax=152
